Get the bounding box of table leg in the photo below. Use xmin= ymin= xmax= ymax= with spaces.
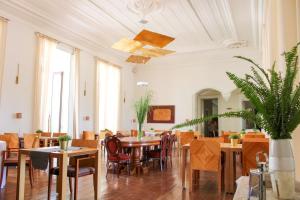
xmin=17 ymin=153 xmax=26 ymax=200
xmin=44 ymin=138 xmax=48 ymax=147
xmin=181 ymin=147 xmax=187 ymax=189
xmin=58 ymin=153 xmax=68 ymax=200
xmin=224 ymin=149 xmax=235 ymax=193
xmin=131 ymin=147 xmax=141 ymax=175
xmin=94 ymin=150 xmax=101 ymax=200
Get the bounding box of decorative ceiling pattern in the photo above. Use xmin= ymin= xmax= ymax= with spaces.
xmin=0 ymin=0 xmax=263 ymax=65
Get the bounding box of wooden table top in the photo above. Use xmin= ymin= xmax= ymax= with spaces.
xmin=183 ymin=143 xmax=242 ymax=150
xmin=120 ymin=136 xmax=161 ymax=147
xmin=19 ymin=146 xmax=98 ymax=157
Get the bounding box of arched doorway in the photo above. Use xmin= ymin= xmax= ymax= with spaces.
xmin=195 ymin=89 xmax=221 ymax=137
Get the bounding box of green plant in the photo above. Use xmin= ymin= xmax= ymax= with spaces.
xmin=150 ymin=127 xmax=154 ymax=131
xmin=229 ymin=134 xmax=240 ymax=139
xmin=35 ymin=129 xmax=43 ymax=133
xmin=188 ymin=129 xmax=194 ymax=132
xmin=172 ymin=43 xmax=300 ymax=140
xmin=58 ymin=135 xmax=72 ymax=142
xmin=134 ymin=92 xmax=152 ymax=135
xmin=240 ymin=129 xmax=246 ymax=135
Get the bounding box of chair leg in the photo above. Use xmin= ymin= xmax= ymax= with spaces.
xmin=47 ymin=174 xmax=52 ymax=200
xmin=160 ymin=159 xmax=163 ymax=171
xmin=189 ymin=168 xmax=193 ymax=192
xmin=74 ymin=176 xmax=78 ymax=200
xmin=29 ymin=165 xmax=33 ymax=188
xmin=127 ymin=161 xmax=130 ymax=175
xmin=217 ymin=170 xmax=222 ymax=193
xmin=5 ymin=166 xmax=8 ymax=183
xmin=170 ymin=156 xmax=173 ymax=168
xmin=116 ymin=163 xmax=120 ymax=178
xmin=93 ymin=174 xmax=96 ymax=197
xmin=69 ymin=177 xmax=73 ymax=194
xmin=0 ymin=163 xmax=4 ymax=188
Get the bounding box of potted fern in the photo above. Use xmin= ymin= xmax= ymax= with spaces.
xmin=172 ymin=43 xmax=300 ymax=199
xmin=134 ymin=93 xmax=152 ymax=140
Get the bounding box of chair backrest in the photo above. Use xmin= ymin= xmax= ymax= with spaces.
xmin=242 ymin=138 xmax=269 ymax=175
xmin=244 ymin=132 xmax=265 ymax=138
xmin=131 ymin=129 xmax=138 ymax=137
xmin=160 ymin=134 xmax=169 ymax=158
xmin=4 ymin=133 xmax=19 ymax=148
xmin=221 ymin=131 xmax=238 ymax=143
xmin=116 ymin=131 xmax=126 ymax=138
xmin=179 ymin=131 xmax=195 ymax=146
xmin=0 ymin=135 xmax=11 ymax=149
xmin=23 ymin=133 xmax=40 ymax=149
xmin=82 ymin=131 xmax=95 ymax=140
xmin=190 ymin=139 xmax=221 ymax=172
xmin=105 ymin=136 xmax=122 ymax=157
xmin=167 ymin=134 xmax=176 ymax=156
xmin=53 ymin=132 xmax=67 ymax=137
xmin=71 ymin=139 xmax=98 ymax=148
xmin=40 ymin=132 xmax=51 ymax=137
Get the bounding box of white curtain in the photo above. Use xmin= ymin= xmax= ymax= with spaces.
xmin=95 ymin=59 xmax=121 ymax=133
xmin=32 ymin=33 xmax=57 ymax=131
xmin=262 ymin=0 xmax=300 ymax=182
xmin=69 ymin=48 xmax=80 ymax=138
xmin=0 ymin=17 xmax=8 ymax=108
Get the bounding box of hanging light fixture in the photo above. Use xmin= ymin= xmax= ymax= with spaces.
xmin=127 ymin=0 xmax=163 ymax=24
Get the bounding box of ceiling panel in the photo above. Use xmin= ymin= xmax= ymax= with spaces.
xmin=0 ymin=0 xmax=262 ymax=65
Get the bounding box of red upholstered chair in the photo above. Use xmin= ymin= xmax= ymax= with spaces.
xmin=105 ymin=136 xmax=130 ymax=178
xmin=147 ymin=134 xmax=169 ymax=171
xmin=167 ymin=134 xmax=177 ymax=167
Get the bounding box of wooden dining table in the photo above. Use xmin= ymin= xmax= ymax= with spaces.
xmin=16 ymin=147 xmax=101 ymax=200
xmin=181 ymin=142 xmax=242 ymax=194
xmin=120 ymin=136 xmax=161 ymax=175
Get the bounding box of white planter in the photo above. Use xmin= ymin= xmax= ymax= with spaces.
xmin=269 ymin=139 xmax=295 ymax=199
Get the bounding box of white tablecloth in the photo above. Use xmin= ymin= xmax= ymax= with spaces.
xmin=0 ymin=141 xmax=6 ymax=188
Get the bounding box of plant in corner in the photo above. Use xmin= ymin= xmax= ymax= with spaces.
xmin=134 ymin=92 xmax=152 ymax=140
xmin=172 ymin=43 xmax=300 ymax=199
xmin=58 ymin=135 xmax=71 ymax=151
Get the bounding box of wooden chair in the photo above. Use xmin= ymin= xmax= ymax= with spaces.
xmin=189 ymin=139 xmax=223 ymax=192
xmin=48 ymin=139 xmax=98 ymax=200
xmin=131 ymin=129 xmax=138 ymax=137
xmin=242 ymin=138 xmax=269 ymax=175
xmin=40 ymin=132 xmax=51 ymax=137
xmin=244 ymin=132 xmax=266 ymax=138
xmin=82 ymin=131 xmax=95 ymax=140
xmin=147 ymin=134 xmax=169 ymax=171
xmin=178 ymin=131 xmax=194 ymax=156
xmin=221 ymin=131 xmax=238 ymax=143
xmin=0 ymin=134 xmax=34 ymax=188
xmin=105 ymin=136 xmax=130 ymax=178
xmin=4 ymin=133 xmax=19 ymax=148
xmin=23 ymin=133 xmax=40 ymax=149
xmin=167 ymin=134 xmax=177 ymax=167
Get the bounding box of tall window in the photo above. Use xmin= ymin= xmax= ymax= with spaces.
xmin=47 ymin=47 xmax=71 ymax=132
xmin=97 ymin=60 xmax=121 ymax=133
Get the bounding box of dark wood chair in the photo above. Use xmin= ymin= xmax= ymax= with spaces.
xmin=0 ymin=134 xmax=36 ymax=188
xmin=48 ymin=139 xmax=98 ymax=200
xmin=105 ymin=136 xmax=130 ymax=178
xmin=167 ymin=134 xmax=176 ymax=167
xmin=147 ymin=134 xmax=169 ymax=171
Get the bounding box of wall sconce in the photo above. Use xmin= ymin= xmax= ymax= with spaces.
xmin=84 ymin=81 xmax=87 ymax=96
xmin=15 ymin=112 xmax=22 ymax=119
xmin=83 ymin=116 xmax=90 ymax=121
xmin=15 ymin=64 xmax=20 ymax=84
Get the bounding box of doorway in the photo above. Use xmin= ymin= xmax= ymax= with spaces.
xmin=203 ymin=98 xmax=218 ymax=137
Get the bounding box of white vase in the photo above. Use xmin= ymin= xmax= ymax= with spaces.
xmin=269 ymin=139 xmax=295 ymax=199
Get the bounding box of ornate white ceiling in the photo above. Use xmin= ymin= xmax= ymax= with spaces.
xmin=0 ymin=0 xmax=263 ymax=66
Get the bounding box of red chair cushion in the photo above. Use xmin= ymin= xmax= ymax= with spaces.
xmin=108 ymin=153 xmax=130 ymax=161
xmin=148 ymin=149 xmax=161 ymax=158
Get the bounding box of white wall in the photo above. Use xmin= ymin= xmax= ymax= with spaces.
xmin=134 ymin=48 xmax=261 ymax=132
xmin=0 ymin=18 xmax=135 ymax=135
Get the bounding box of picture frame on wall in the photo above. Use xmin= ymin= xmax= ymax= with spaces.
xmin=147 ymin=105 xmax=175 ymax=123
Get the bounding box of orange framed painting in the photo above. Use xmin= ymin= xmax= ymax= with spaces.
xmin=147 ymin=105 xmax=175 ymax=123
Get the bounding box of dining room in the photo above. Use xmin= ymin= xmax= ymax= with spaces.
xmin=0 ymin=0 xmax=300 ymax=200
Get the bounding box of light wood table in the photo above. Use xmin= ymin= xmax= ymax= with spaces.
xmin=181 ymin=143 xmax=242 ymax=193
xmin=120 ymin=136 xmax=161 ymax=175
xmin=16 ymin=147 xmax=101 ymax=200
